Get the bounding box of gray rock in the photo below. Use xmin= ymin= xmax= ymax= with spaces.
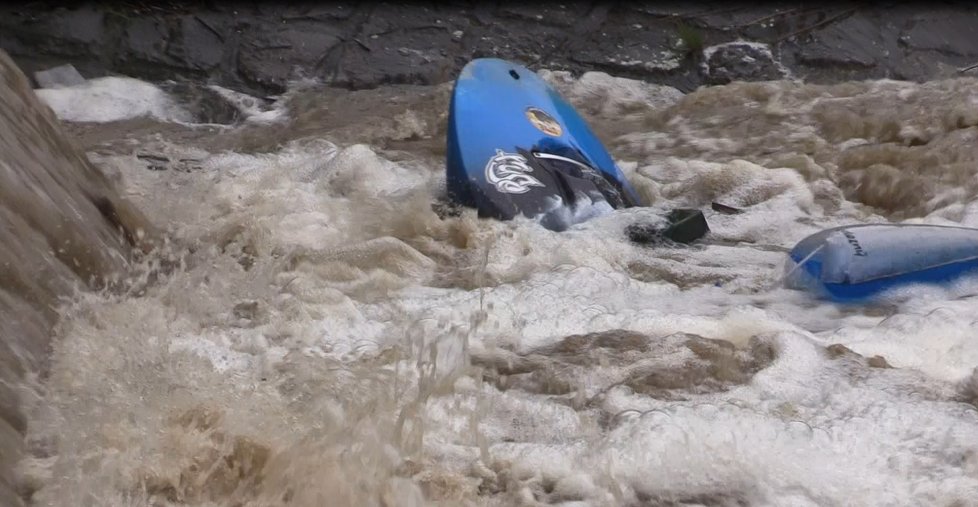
xmin=0 ymin=6 xmax=104 ymax=57
xmin=470 ymin=21 xmax=566 ymax=65
xmin=33 ymin=64 xmax=85 ymax=89
xmin=637 ymin=6 xmax=702 ymax=17
xmin=331 ymin=39 xmax=454 ymax=90
xmin=687 ymin=5 xmax=779 ymax=31
xmin=169 ymin=15 xmax=227 ymax=71
xmin=702 ymin=41 xmax=789 ymax=84
xmin=499 ymin=3 xmax=587 ymax=28
xmin=571 ymin=34 xmax=684 ymax=75
xmin=281 ymin=4 xmax=355 ymax=21
xmin=236 ymin=24 xmax=343 ymax=92
xmin=36 ymin=6 xmax=104 ymax=47
xmin=794 ymin=14 xmax=884 ymax=69
xmin=125 ymin=17 xmax=171 ymax=65
xmin=902 ymin=9 xmax=978 ymax=56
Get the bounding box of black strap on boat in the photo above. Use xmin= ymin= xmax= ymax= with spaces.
xmin=517 ymin=148 xmax=634 ymax=209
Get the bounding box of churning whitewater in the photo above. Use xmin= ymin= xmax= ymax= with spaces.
xmin=16 ymin=69 xmax=978 ymax=506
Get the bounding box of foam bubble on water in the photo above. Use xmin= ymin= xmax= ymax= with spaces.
xmin=182 ymin=140 xmax=436 ymax=257
xmin=538 ymin=69 xmax=685 ymax=117
xmin=818 ymin=297 xmax=978 ymax=383
xmin=35 ymin=76 xmax=193 ymax=123
xmin=206 ymin=84 xmax=290 ymax=125
xmin=25 ymin=289 xmax=424 ymax=505
xmin=169 ymin=332 xmax=258 ymax=374
xmin=478 ymin=331 xmax=978 ymax=505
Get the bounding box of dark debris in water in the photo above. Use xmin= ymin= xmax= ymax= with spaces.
xmin=711 ymin=201 xmax=743 ymax=215
xmin=627 ymin=209 xmax=710 ymax=246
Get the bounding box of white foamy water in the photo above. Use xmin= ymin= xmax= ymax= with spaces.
xmin=35 ymin=76 xmax=194 ymax=123
xmin=206 ymin=85 xmax=291 ymax=125
xmin=16 ymin=71 xmax=978 ymax=506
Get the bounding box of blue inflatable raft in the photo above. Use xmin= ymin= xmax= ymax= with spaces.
xmin=445 ymin=58 xmax=643 ymax=231
xmin=785 ymin=224 xmax=978 ymax=301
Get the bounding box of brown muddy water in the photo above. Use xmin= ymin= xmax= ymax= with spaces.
xmin=4 ymin=49 xmax=978 ymax=506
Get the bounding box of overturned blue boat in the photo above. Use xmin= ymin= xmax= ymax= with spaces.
xmin=445 ymin=58 xmax=644 ymax=231
xmin=785 ymin=224 xmax=978 ymax=302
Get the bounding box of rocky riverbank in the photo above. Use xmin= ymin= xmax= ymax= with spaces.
xmin=2 ymin=2 xmax=978 ymax=97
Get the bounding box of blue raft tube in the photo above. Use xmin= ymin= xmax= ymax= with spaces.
xmin=784 ymin=223 xmax=978 ymax=302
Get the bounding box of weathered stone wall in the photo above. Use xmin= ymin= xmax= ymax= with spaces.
xmin=2 ymin=2 xmax=977 ymax=97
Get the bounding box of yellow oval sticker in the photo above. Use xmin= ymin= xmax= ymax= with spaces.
xmin=525 ymin=107 xmax=563 ymax=137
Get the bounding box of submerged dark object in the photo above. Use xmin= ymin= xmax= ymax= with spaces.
xmin=786 ymin=223 xmax=978 ymax=302
xmin=711 ymin=202 xmax=743 ymax=215
xmin=626 ymin=209 xmax=710 ymax=245
xmin=445 ymin=58 xmax=643 ymax=232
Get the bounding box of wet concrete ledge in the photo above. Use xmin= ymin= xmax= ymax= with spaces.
xmin=1 ymin=2 xmax=977 ymax=97
xmin=0 ymin=49 xmax=161 ymax=506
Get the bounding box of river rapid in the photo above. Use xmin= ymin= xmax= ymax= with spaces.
xmin=13 ymin=68 xmax=978 ymax=506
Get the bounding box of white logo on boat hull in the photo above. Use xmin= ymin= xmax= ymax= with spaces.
xmin=484 ymin=149 xmax=545 ymax=194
